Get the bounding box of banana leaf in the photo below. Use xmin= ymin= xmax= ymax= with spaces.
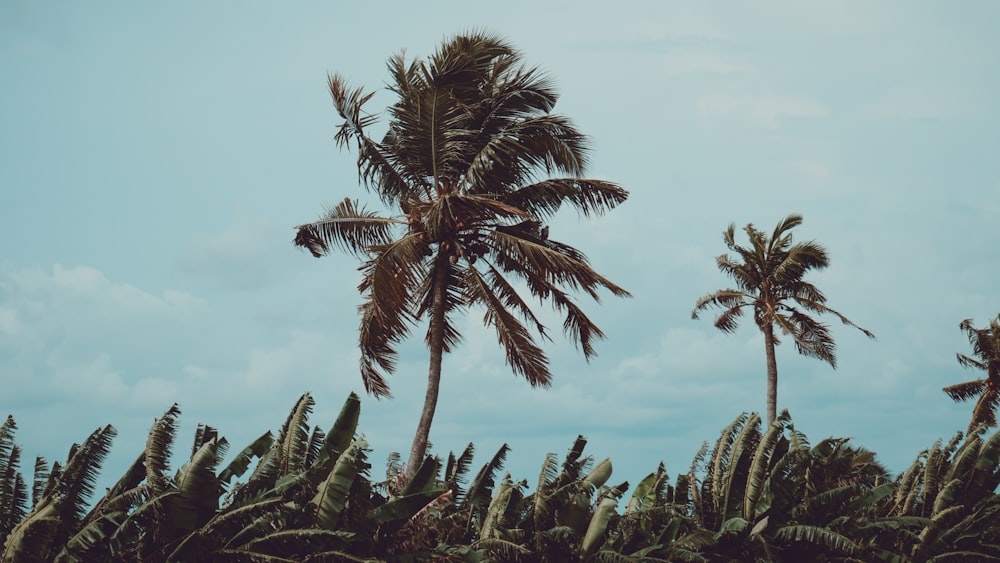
xmin=309 ymin=438 xmax=367 ymax=530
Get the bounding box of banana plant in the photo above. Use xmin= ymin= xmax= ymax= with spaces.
xmin=3 ymin=425 xmax=116 ymax=563
xmin=890 ymin=426 xmax=1000 ymax=561
xmin=0 ymin=416 xmax=29 ymax=549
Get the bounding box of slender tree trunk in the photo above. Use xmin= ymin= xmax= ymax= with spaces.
xmin=406 ymin=254 xmax=449 ymax=477
xmin=763 ymin=323 xmax=779 ymax=425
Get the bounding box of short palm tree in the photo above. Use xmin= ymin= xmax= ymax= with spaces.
xmin=943 ymin=315 xmax=1000 ymax=433
xmin=294 ymin=33 xmax=630 ymax=476
xmin=692 ymin=214 xmax=874 ymax=424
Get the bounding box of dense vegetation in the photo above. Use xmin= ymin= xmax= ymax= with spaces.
xmin=1 ymin=393 xmax=999 ymax=562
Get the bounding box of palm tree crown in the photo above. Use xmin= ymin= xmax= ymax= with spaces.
xmin=692 ymin=214 xmax=873 ymax=423
xmin=294 ymin=33 xmax=629 ymax=473
xmin=943 ymin=315 xmax=1000 ymax=432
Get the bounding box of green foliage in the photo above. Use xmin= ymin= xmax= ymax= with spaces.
xmin=3 ymin=394 xmax=1000 ymax=561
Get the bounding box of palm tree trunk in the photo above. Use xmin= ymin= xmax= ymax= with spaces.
xmin=763 ymin=323 xmax=779 ymax=425
xmin=406 ymin=254 xmax=449 ymax=477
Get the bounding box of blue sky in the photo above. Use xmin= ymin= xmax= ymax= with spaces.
xmin=2 ymin=1 xmax=999 ymax=491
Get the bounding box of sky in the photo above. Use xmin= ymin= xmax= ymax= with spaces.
xmin=2 ymin=1 xmax=999 ymax=494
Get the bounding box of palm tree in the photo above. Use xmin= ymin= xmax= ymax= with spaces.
xmin=943 ymin=315 xmax=1000 ymax=433
xmin=294 ymin=33 xmax=630 ymax=476
xmin=692 ymin=214 xmax=873 ymax=424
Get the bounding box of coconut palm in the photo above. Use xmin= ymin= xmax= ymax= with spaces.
xmin=692 ymin=214 xmax=874 ymax=424
xmin=294 ymin=32 xmax=630 ymax=475
xmin=943 ymin=315 xmax=1000 ymax=433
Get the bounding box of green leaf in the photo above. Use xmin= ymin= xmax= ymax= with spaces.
xmin=312 ymin=392 xmax=361 ymax=472
xmin=774 ymin=524 xmax=858 ymax=555
xmin=309 ymin=438 xmax=367 ymax=530
xmin=371 ymin=488 xmax=448 ymax=524
xmin=170 ymin=437 xmax=229 ymax=535
xmin=401 ymin=455 xmax=440 ymax=496
xmin=219 ymin=431 xmax=274 ymax=485
xmin=580 ymin=495 xmax=618 ymax=558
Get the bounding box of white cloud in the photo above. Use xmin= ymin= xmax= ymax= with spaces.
xmin=5 ymin=264 xmax=200 ymax=316
xmin=661 ymin=51 xmax=752 ymax=76
xmin=49 ymin=353 xmax=129 ymax=404
xmin=698 ymin=93 xmax=831 ymax=128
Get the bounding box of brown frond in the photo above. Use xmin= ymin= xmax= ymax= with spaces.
xmin=784 ymin=309 xmax=837 ymax=367
xmin=693 ymin=289 xmax=749 ymax=314
xmin=532 ymin=275 xmax=606 ymax=359
xmin=969 ymin=388 xmax=999 ymax=430
xmin=793 ymin=297 xmax=875 ymax=340
xmin=502 ymin=178 xmax=629 ymax=219
xmin=293 ymin=198 xmax=402 ymax=258
xmin=714 ymin=306 xmax=746 ymax=334
xmin=957 ymin=352 xmax=988 ymax=371
xmin=417 ymin=258 xmax=465 ymax=353
xmin=355 ymin=233 xmax=429 ymax=397
xmin=489 ymin=229 xmax=629 ymax=300
xmin=943 ymin=379 xmax=986 ymax=403
xmin=473 ymin=263 xmax=548 ymax=338
xmin=465 ymin=267 xmax=551 ymax=385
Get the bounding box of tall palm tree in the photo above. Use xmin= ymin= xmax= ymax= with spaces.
xmin=943 ymin=315 xmax=1000 ymax=433
xmin=294 ymin=33 xmax=630 ymax=476
xmin=691 ymin=214 xmax=873 ymax=424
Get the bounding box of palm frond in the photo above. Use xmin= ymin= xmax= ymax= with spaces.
xmin=781 ymin=309 xmax=837 ymax=366
xmin=422 ymin=193 xmax=527 ymax=242
xmin=328 ymin=75 xmax=412 ymax=204
xmin=771 ymin=240 xmax=829 ymax=285
xmin=945 ymin=380 xmax=987 ymax=403
xmin=792 ymin=297 xmax=876 ymax=340
xmin=356 ymin=232 xmax=429 ymax=397
xmin=767 ymin=214 xmax=803 ymax=253
xmin=465 ymin=266 xmax=550 ymax=385
xmin=716 ymin=254 xmax=760 ymax=293
xmin=691 ymin=289 xmax=750 ymax=323
xmin=969 ymin=388 xmax=1000 ymax=430
xmin=489 ymin=228 xmax=628 ymax=299
xmin=957 ymin=352 xmax=988 ymax=371
xmin=475 ymin=263 xmax=547 ymax=339
xmin=293 ymin=198 xmax=402 ymax=258
xmin=415 ymin=253 xmax=465 ymax=353
xmin=465 ymin=115 xmax=590 ymax=192
xmin=502 ymin=178 xmax=628 ymax=219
